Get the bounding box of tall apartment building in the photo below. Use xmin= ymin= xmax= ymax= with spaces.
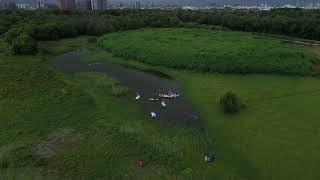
xmin=76 ymin=0 xmax=91 ymax=10
xmin=57 ymin=0 xmax=107 ymax=10
xmin=134 ymin=1 xmax=141 ymax=9
xmin=57 ymin=0 xmax=76 ymax=9
xmin=16 ymin=3 xmax=32 ymax=9
xmin=91 ymin=0 xmax=107 ymax=10
xmin=0 ymin=0 xmax=16 ymax=9
xmin=37 ymin=0 xmax=45 ymax=8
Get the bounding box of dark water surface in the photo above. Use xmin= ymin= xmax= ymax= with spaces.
xmin=50 ymin=50 xmax=203 ymax=130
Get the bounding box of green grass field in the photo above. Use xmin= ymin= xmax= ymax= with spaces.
xmin=95 ymin=29 xmax=320 ymax=179
xmin=176 ymin=72 xmax=320 ymax=180
xmin=82 ymin=49 xmax=320 ymax=180
xmin=2 ymin=32 xmax=320 ymax=179
xmin=98 ymin=28 xmax=320 ymax=75
xmin=0 ymin=37 xmax=220 ymax=179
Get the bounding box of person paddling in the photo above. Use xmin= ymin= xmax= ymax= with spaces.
xmin=150 ymin=112 xmax=157 ymax=118
xmin=204 ymin=154 xmax=215 ymax=163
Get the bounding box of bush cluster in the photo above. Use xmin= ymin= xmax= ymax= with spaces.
xmin=219 ymin=91 xmax=244 ymax=114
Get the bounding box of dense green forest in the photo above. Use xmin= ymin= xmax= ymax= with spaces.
xmin=0 ymin=9 xmax=319 ymax=54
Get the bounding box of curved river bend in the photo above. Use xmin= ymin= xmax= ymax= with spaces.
xmin=50 ymin=50 xmax=203 ymax=130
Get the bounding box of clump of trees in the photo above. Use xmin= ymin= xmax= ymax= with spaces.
xmin=1 ymin=9 xmax=319 ymax=55
xmin=11 ymin=33 xmax=37 ymax=54
xmin=176 ymin=9 xmax=320 ymax=41
xmin=219 ymin=91 xmax=245 ymax=114
xmin=4 ymin=26 xmax=37 ymax=54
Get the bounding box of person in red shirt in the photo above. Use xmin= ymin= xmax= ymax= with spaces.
xmin=138 ymin=160 xmax=144 ymax=168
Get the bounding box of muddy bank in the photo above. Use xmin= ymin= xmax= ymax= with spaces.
xmin=50 ymin=50 xmax=203 ymax=130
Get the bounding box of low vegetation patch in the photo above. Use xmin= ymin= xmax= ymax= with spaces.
xmin=99 ymin=28 xmax=320 ymax=75
xmin=80 ymin=51 xmax=173 ymax=79
xmin=121 ymin=63 xmax=173 ymax=79
xmin=33 ymin=128 xmax=81 ymax=159
xmin=78 ymin=73 xmax=129 ymax=97
xmin=38 ymin=36 xmax=97 ymax=56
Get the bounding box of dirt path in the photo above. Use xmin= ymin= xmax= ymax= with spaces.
xmin=50 ymin=50 xmax=203 ymax=130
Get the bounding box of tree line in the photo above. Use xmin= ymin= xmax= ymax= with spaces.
xmin=176 ymin=9 xmax=320 ymax=41
xmin=0 ymin=9 xmax=319 ymax=54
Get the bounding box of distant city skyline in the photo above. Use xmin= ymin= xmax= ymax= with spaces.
xmin=10 ymin=0 xmax=320 ymax=6
xmin=114 ymin=0 xmax=320 ymax=6
xmin=56 ymin=0 xmax=107 ymax=9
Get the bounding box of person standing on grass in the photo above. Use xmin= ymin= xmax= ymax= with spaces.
xmin=138 ymin=160 xmax=144 ymax=168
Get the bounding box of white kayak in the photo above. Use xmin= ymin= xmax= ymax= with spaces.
xmin=161 ymin=101 xmax=167 ymax=107
xmin=135 ymin=95 xmax=141 ymax=100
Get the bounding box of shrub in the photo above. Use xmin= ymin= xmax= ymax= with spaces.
xmin=219 ymin=91 xmax=244 ymax=114
xmin=11 ymin=33 xmax=37 ymax=54
xmin=87 ymin=37 xmax=97 ymax=43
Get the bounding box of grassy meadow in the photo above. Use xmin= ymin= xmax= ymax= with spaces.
xmin=93 ymin=29 xmax=320 ymax=179
xmin=175 ymin=72 xmax=320 ymax=180
xmin=1 ymin=29 xmax=320 ymax=179
xmin=99 ymin=28 xmax=320 ymax=75
xmin=0 ymin=38 xmax=215 ymax=179
xmin=83 ymin=49 xmax=320 ymax=180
